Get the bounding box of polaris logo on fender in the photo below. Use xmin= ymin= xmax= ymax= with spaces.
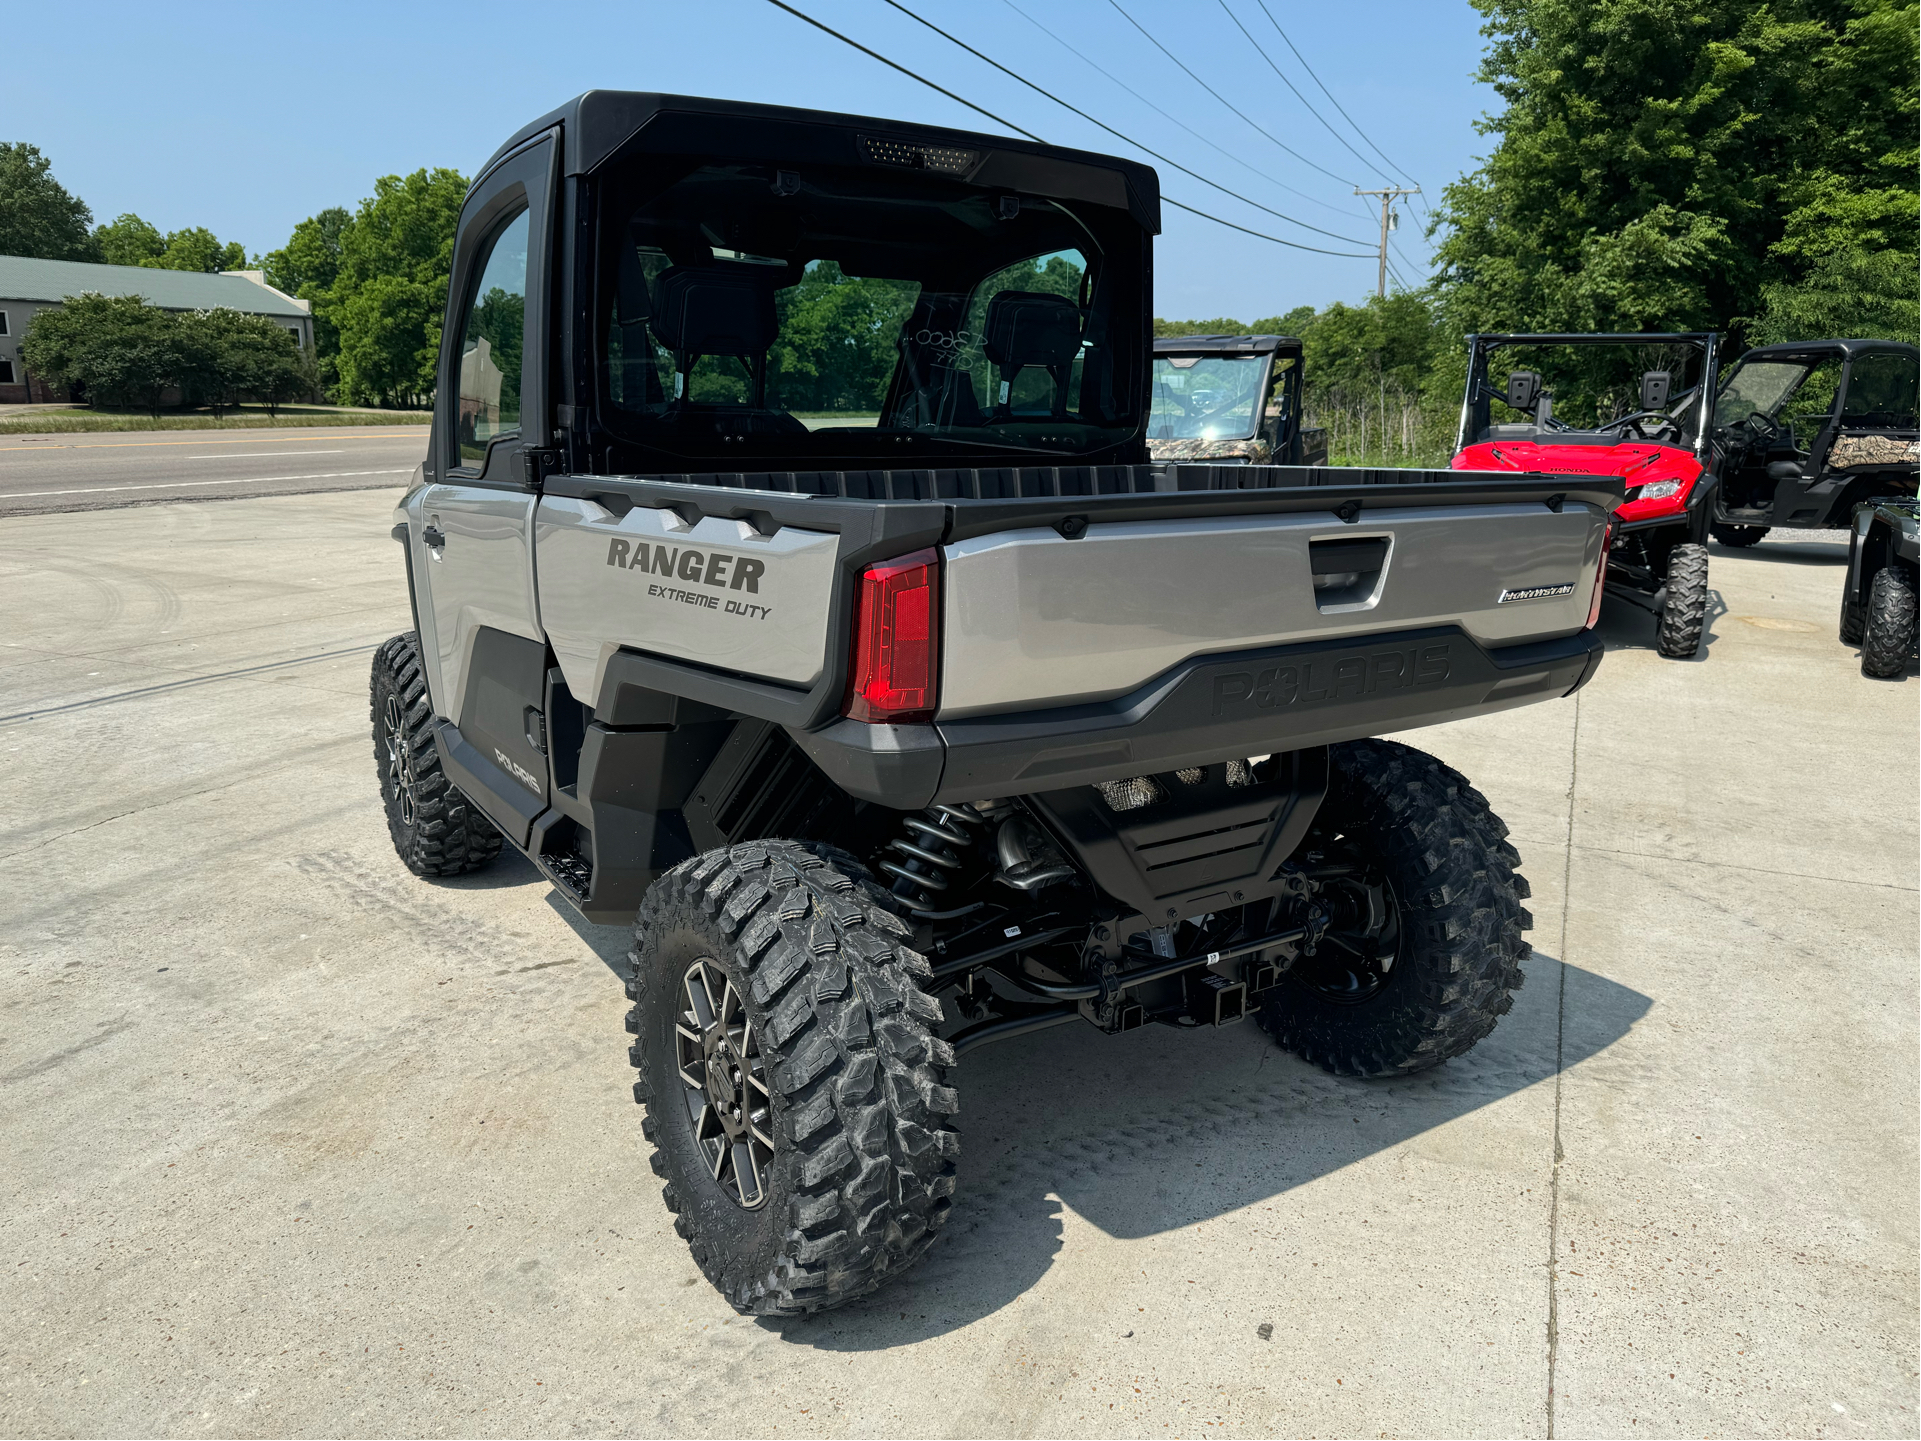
xmin=1211 ymin=642 xmax=1451 ymax=716
xmin=1497 ymin=582 xmax=1576 ymax=603
xmin=605 ymin=537 xmax=765 ymax=592
xmin=493 ymin=747 xmax=542 ymax=794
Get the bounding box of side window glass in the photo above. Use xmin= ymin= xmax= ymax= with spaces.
xmin=1782 ymin=357 xmax=1843 ymax=442
xmin=1841 ymin=353 xmax=1919 ymax=429
xmin=455 ymin=208 xmax=529 ymax=466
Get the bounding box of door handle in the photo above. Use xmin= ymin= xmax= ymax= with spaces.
xmin=421 ymin=524 xmax=446 ymax=548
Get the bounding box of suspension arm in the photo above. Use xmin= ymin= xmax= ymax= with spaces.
xmin=1004 ymin=924 xmax=1310 ymax=1001
xmin=928 ymin=925 xmax=1081 ymax=981
xmin=950 ymin=1004 xmax=1082 ymax=1057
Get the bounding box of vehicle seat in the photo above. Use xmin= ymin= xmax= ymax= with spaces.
xmin=982 ymin=291 xmax=1082 ymax=419
xmin=650 ymin=263 xmax=782 ymax=412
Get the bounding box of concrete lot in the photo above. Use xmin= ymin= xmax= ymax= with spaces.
xmin=1 ymin=488 xmax=1914 ymax=1438
xmin=0 ymin=426 xmax=428 ymax=516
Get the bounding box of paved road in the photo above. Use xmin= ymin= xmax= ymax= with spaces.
xmin=0 ymin=494 xmax=1914 ymax=1437
xmin=0 ymin=425 xmax=428 ymax=516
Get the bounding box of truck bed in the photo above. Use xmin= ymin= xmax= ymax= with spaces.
xmin=525 ymin=462 xmax=1619 ymax=807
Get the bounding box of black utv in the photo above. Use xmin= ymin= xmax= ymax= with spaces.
xmin=1841 ymin=496 xmax=1919 ymax=676
xmin=1709 ymin=339 xmax=1919 ymax=547
xmin=372 ymin=91 xmax=1623 ymax=1317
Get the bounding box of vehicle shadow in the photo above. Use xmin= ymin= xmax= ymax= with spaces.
xmin=1715 ymin=535 xmax=1849 ymax=566
xmin=764 ymin=951 xmax=1650 ymax=1350
xmin=1593 ymin=586 xmax=1730 ymax=657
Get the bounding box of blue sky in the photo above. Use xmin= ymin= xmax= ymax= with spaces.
xmin=8 ymin=0 xmax=1494 ymax=321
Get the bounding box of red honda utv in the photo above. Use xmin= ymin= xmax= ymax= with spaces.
xmin=1452 ymin=332 xmax=1721 ymax=658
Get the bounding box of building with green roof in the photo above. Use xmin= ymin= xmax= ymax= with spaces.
xmin=0 ymin=255 xmax=313 ymax=403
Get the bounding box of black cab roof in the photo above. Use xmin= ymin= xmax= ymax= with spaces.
xmin=1730 ymin=338 xmax=1919 ymax=363
xmin=476 ymin=90 xmax=1162 ymax=232
xmin=1153 ymin=334 xmax=1301 ymax=355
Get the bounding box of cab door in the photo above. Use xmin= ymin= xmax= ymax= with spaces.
xmin=406 ymin=132 xmax=558 ymax=843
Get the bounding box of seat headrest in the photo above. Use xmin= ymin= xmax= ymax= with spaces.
xmin=983 ymin=291 xmax=1082 ymax=371
xmin=649 ymin=264 xmax=778 ymax=358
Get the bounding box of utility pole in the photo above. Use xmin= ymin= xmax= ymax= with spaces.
xmin=1354 ymin=186 xmax=1419 ymax=298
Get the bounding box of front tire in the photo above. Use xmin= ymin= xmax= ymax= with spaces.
xmin=1656 ymin=543 xmax=1710 ymax=658
xmin=628 ymin=841 xmax=959 ymax=1315
xmin=370 ymin=633 xmax=503 ymax=876
xmin=1711 ymin=522 xmax=1768 ymax=548
xmin=1840 ymin=583 xmax=1865 ymax=645
xmin=1861 ymin=567 xmax=1918 ymax=678
xmin=1259 ymin=740 xmax=1532 ymax=1078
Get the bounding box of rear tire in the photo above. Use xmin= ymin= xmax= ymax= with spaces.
xmin=1258 ymin=740 xmax=1532 ymax=1078
xmin=1711 ymin=523 xmax=1767 ymax=548
xmin=1656 ymin=543 xmax=1710 ymax=658
xmin=370 ymin=633 xmax=503 ymax=876
xmin=627 ymin=841 xmax=959 ymax=1315
xmin=1860 ymin=567 xmax=1918 ymax=678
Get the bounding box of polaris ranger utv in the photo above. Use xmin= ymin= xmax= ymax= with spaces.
xmin=1452 ymin=332 xmax=1719 ymax=658
xmin=1708 ymin=339 xmax=1919 ymax=547
xmin=373 ymin=92 xmax=1621 ymax=1317
xmin=1147 ymin=333 xmax=1328 ymax=466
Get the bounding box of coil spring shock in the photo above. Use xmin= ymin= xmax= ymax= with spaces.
xmin=878 ymin=804 xmax=983 ymax=908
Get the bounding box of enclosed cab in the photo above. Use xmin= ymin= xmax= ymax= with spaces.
xmin=1708 ymin=339 xmax=1919 ymax=547
xmin=1146 ymin=333 xmax=1328 ymax=466
xmin=375 ymin=91 xmax=1624 ymax=1320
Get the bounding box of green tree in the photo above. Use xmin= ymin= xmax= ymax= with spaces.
xmin=20 ymin=293 xmax=187 ymax=415
xmin=768 ymin=261 xmax=917 ymax=412
xmin=178 ymin=308 xmax=315 ymax=416
xmin=263 ymin=206 xmax=349 ymax=382
xmin=94 ymin=213 xmax=165 ymax=266
xmin=323 ymin=168 xmax=468 ymax=407
xmin=1433 ymin=0 xmax=1920 ymax=345
xmin=143 ymin=225 xmax=248 ymax=273
xmin=0 ymin=143 xmax=97 ymax=260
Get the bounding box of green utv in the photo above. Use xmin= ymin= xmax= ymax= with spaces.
xmin=372 ymin=93 xmax=1622 ymax=1315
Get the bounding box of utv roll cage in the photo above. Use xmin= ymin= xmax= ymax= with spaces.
xmin=1456 ymin=332 xmax=1722 ymax=462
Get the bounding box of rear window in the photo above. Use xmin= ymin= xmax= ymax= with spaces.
xmin=1842 ymin=352 xmax=1919 ymax=429
xmin=593 ymin=160 xmax=1143 ymax=469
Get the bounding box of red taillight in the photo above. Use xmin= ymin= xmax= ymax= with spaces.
xmin=1587 ymin=521 xmax=1616 ymax=628
xmin=846 ymin=548 xmax=940 ymax=724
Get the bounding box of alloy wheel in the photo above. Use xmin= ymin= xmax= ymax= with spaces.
xmin=383 ymin=693 xmax=417 ymax=827
xmin=675 ymin=959 xmax=775 ymax=1208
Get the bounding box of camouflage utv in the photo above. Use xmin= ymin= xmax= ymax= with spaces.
xmin=1148 ymin=334 xmax=1328 ymax=466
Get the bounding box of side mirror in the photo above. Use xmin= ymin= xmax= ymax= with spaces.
xmin=1640 ymin=370 xmax=1672 ymax=410
xmin=1506 ymin=370 xmax=1541 ymax=413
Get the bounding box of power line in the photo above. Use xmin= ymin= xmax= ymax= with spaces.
xmin=873 ymin=0 xmax=1374 ymax=247
xmin=996 ymin=0 xmax=1371 ymax=223
xmin=1389 ymin=236 xmax=1426 ymax=281
xmin=1252 ymin=0 xmax=1424 ymax=202
xmin=758 ymin=0 xmax=1374 ymax=257
xmin=1162 ymin=197 xmax=1374 ymax=258
xmin=1103 ymin=0 xmax=1359 ymax=189
xmin=1214 ymin=0 xmax=1394 ymax=185
xmin=762 ymin=0 xmax=1041 ymax=141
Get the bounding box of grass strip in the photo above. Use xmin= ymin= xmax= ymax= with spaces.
xmin=0 ymin=407 xmax=433 ymax=436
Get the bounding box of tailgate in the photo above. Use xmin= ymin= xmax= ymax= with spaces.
xmin=939 ymin=500 xmax=1606 ymax=719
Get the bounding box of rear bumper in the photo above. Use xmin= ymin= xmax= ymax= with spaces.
xmin=793 ymin=624 xmax=1605 ymax=806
